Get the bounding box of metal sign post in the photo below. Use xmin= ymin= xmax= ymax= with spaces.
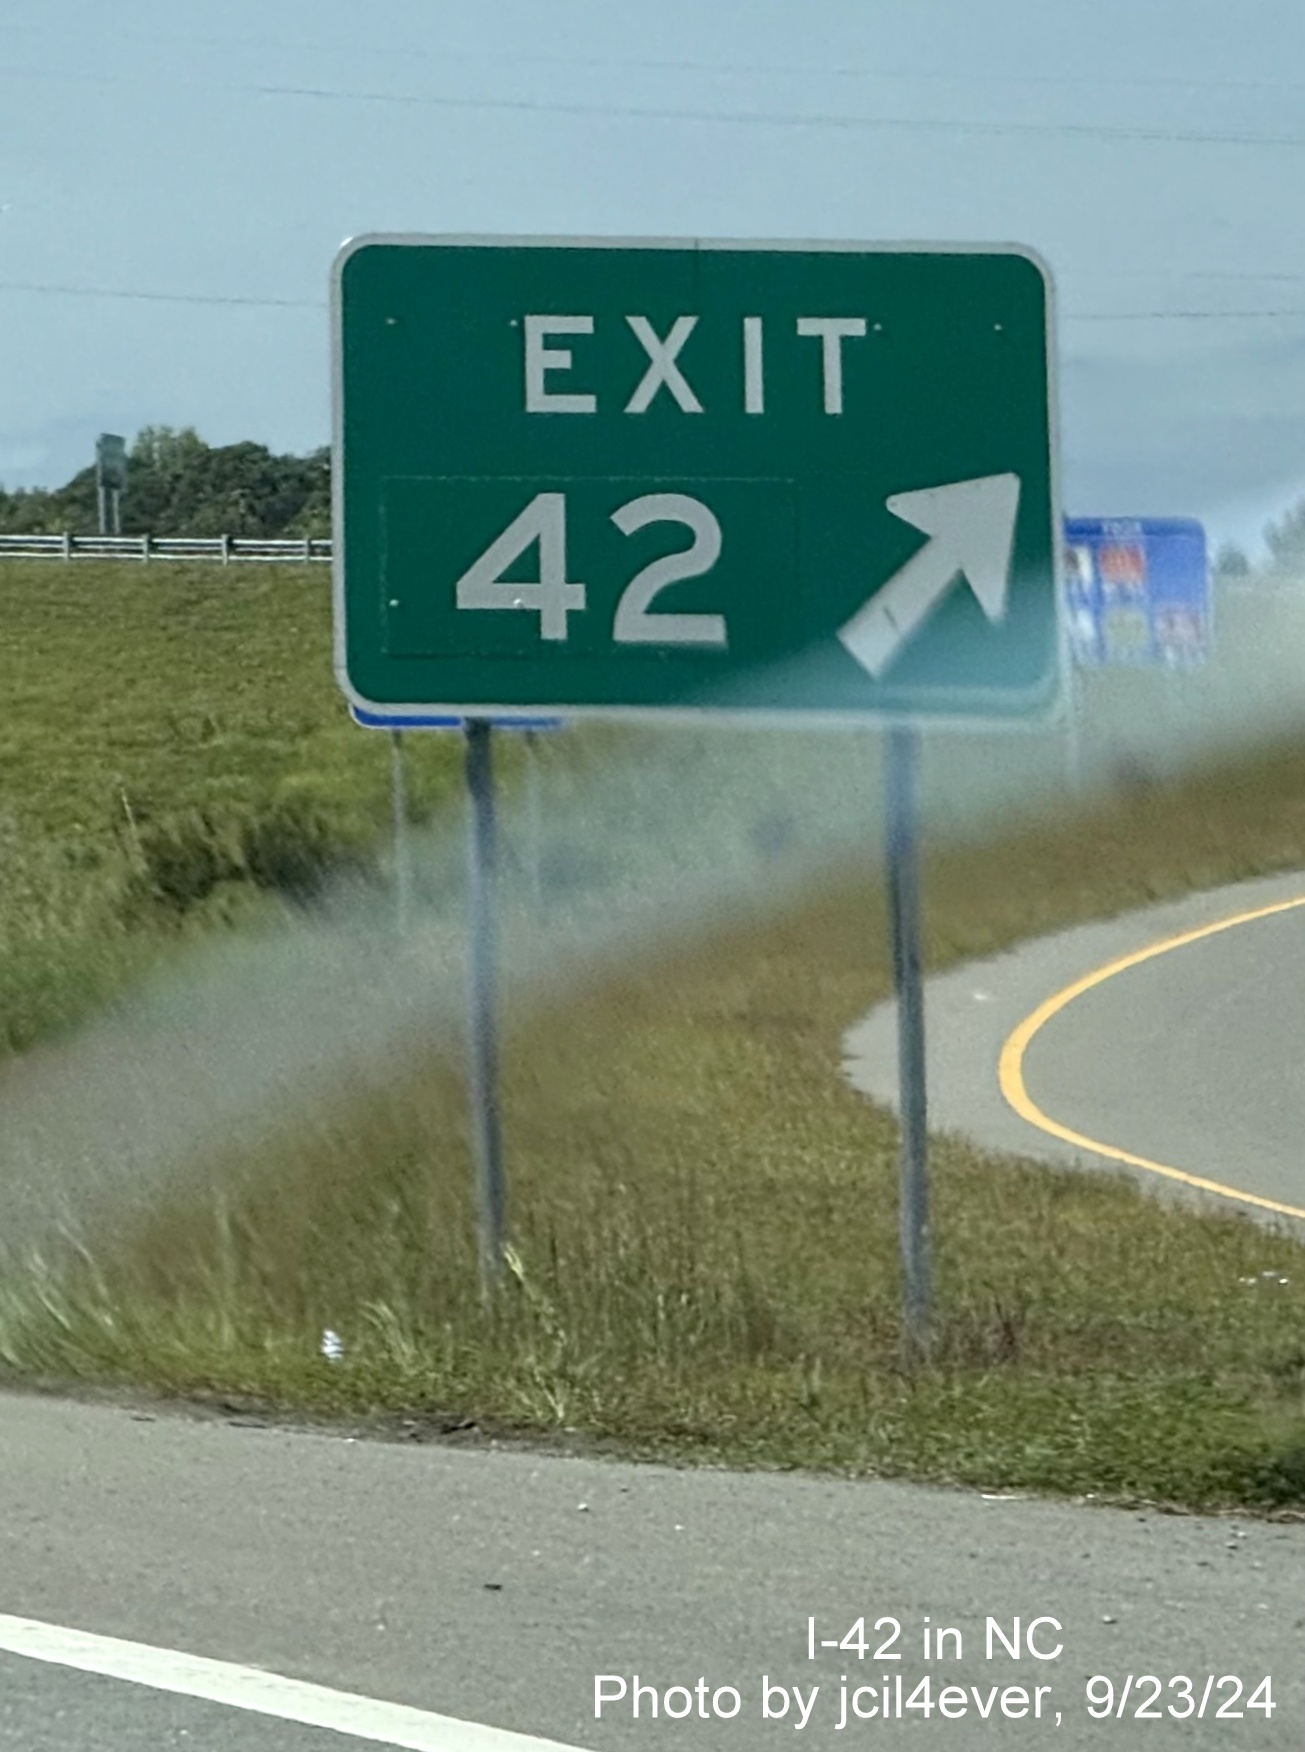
xmin=523 ymin=729 xmax=544 ymax=918
xmin=350 ymin=705 xmax=561 ymax=1280
xmin=1063 ymin=652 xmax=1085 ymax=792
xmin=332 ymin=232 xmax=1061 ymax=1326
xmin=886 ymin=725 xmax=930 ymax=1359
xmin=464 ymin=719 xmax=507 ymax=1292
xmin=388 ymin=730 xmax=412 ymax=934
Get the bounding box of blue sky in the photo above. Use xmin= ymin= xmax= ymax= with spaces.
xmin=4 ymin=0 xmax=1305 ymax=554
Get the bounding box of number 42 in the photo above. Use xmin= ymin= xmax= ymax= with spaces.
xmin=455 ymin=491 xmax=727 ymax=647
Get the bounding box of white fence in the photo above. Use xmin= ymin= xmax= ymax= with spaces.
xmin=0 ymin=533 xmax=331 ymax=564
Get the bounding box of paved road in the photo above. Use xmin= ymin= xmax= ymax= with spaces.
xmin=0 ymin=1391 xmax=1301 ymax=1749
xmin=0 ymin=1648 xmax=385 ymax=1752
xmin=8 ymin=872 xmax=1305 ymax=1750
xmin=845 ymin=868 xmax=1305 ymax=1227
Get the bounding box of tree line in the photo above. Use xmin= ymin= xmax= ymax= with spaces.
xmin=1213 ymin=500 xmax=1305 ymax=578
xmin=2 ymin=424 xmax=1304 ymax=575
xmin=0 ymin=427 xmax=330 ymax=540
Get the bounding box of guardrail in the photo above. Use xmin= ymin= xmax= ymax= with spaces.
xmin=0 ymin=533 xmax=332 ymax=563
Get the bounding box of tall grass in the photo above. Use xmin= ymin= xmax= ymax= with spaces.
xmin=2 ymin=559 xmax=1305 ymax=1508
xmin=0 ymin=559 xmax=479 ymax=1050
xmin=3 ymin=750 xmax=1305 ymax=1508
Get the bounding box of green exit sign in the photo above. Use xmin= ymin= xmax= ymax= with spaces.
xmin=332 ymin=236 xmax=1060 ymax=722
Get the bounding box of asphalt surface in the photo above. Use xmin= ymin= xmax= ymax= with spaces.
xmin=845 ymin=867 xmax=1305 ymax=1227
xmin=0 ymin=1650 xmax=370 ymax=1752
xmin=1 ymin=1391 xmax=1302 ymax=1750
xmin=7 ymin=870 xmax=1305 ymax=1749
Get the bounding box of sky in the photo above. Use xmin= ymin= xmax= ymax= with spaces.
xmin=4 ymin=0 xmax=1305 ymax=556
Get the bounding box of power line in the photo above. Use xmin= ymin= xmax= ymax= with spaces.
xmin=1091 ymin=269 xmax=1305 ymax=284
xmin=1 ymin=277 xmax=1304 ymax=322
xmin=8 ymin=19 xmax=1305 ymax=100
xmin=7 ymin=61 xmax=1305 ymax=153
xmin=0 ymin=280 xmax=320 ymax=309
xmin=252 ymin=82 xmax=1305 ymax=152
xmin=1071 ymin=308 xmax=1305 ymax=320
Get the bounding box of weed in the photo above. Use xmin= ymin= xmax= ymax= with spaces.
xmin=3 ymin=560 xmax=1305 ymax=1506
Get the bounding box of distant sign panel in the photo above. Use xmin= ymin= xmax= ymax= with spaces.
xmin=1063 ymin=517 xmax=1209 ymax=668
xmin=95 ymin=433 xmax=128 ymax=492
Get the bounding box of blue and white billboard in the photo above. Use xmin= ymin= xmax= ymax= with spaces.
xmin=1063 ymin=517 xmax=1210 ymax=669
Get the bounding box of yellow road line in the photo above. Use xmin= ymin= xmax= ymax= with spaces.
xmin=998 ymin=893 xmax=1305 ymax=1223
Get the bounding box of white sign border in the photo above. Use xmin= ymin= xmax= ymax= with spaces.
xmin=330 ymin=232 xmax=1064 ymax=733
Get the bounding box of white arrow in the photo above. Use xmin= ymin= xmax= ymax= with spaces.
xmin=837 ymin=472 xmax=1022 ymax=680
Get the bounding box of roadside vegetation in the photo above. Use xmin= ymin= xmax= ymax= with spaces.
xmin=0 ymin=426 xmax=331 ymax=541
xmin=0 ymin=555 xmax=483 ymax=1052
xmin=0 ymin=556 xmax=1304 ymax=1512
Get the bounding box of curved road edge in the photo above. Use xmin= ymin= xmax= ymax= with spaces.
xmin=842 ymin=866 xmax=1305 ymax=1227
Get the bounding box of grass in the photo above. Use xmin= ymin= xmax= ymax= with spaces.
xmin=1 ymin=558 xmax=412 ymax=839
xmin=2 ymin=558 xmax=1305 ymax=1511
xmin=0 ymin=558 xmax=483 ymax=1050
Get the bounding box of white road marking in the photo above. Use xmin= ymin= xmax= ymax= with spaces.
xmin=0 ymin=1613 xmax=584 ymax=1752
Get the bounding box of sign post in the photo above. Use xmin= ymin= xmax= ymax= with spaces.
xmin=464 ymin=719 xmax=506 ymax=1291
xmin=351 ymin=705 xmax=560 ymax=944
xmin=333 ymin=233 xmax=1060 ymax=1335
xmin=886 ymin=724 xmax=930 ymax=1358
xmin=349 ymin=703 xmax=561 ymax=1290
xmin=388 ymin=730 xmax=412 ymax=935
xmin=523 ymin=730 xmax=545 ymax=919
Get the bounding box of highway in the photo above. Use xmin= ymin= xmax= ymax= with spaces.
xmin=5 ymin=870 xmax=1305 ymax=1749
xmin=846 ymin=867 xmax=1305 ymax=1226
xmin=1 ymin=1390 xmax=1301 ymax=1749
xmin=1005 ymin=894 xmax=1305 ymax=1222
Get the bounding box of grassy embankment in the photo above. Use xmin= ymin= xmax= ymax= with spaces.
xmin=1 ymin=558 xmax=1305 ymax=1511
xmin=0 ymin=557 xmax=501 ymax=1053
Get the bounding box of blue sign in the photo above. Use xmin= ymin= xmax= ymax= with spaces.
xmin=351 ymin=706 xmax=562 ymax=731
xmin=1063 ymin=517 xmax=1210 ymax=669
